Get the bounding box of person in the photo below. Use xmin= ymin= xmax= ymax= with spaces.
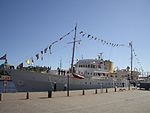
xmin=122 ymin=82 xmax=125 ymax=87
xmin=57 ymin=67 xmax=60 ymax=75
xmin=53 ymin=82 xmax=57 ymax=91
xmin=64 ymin=83 xmax=67 ymax=91
xmin=133 ymin=82 xmax=136 ymax=87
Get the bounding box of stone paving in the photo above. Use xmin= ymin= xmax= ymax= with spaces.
xmin=0 ymin=88 xmax=150 ymax=113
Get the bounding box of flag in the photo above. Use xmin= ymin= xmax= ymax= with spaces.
xmin=82 ymin=33 xmax=86 ymax=37
xmin=17 ymin=63 xmax=23 ymax=69
xmin=94 ymin=37 xmax=97 ymax=40
xmin=26 ymin=59 xmax=30 ymax=65
xmin=87 ymin=34 xmax=91 ymax=38
xmin=0 ymin=54 xmax=7 ymax=60
xmin=36 ymin=54 xmax=39 ymax=60
xmin=59 ymin=37 xmax=63 ymax=40
xmin=67 ymin=32 xmax=70 ymax=35
xmin=79 ymin=31 xmax=83 ymax=34
xmin=41 ymin=56 xmax=43 ymax=61
xmin=91 ymin=36 xmax=94 ymax=39
xmin=129 ymin=42 xmax=132 ymax=46
xmin=52 ymin=41 xmax=58 ymax=45
xmin=49 ymin=45 xmax=52 ymax=54
xmin=31 ymin=57 xmax=34 ymax=65
xmin=44 ymin=48 xmax=48 ymax=53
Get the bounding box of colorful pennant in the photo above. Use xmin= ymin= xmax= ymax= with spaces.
xmin=79 ymin=31 xmax=126 ymax=47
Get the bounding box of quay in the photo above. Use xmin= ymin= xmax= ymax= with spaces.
xmin=0 ymin=88 xmax=150 ymax=113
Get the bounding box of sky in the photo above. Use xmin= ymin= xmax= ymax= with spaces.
xmin=0 ymin=0 xmax=150 ymax=73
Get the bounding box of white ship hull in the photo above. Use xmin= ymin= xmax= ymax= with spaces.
xmin=8 ymin=69 xmax=129 ymax=92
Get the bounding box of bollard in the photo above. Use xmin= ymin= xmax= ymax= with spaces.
xmin=0 ymin=93 xmax=2 ymax=101
xmin=82 ymin=89 xmax=85 ymax=95
xmin=106 ymin=88 xmax=108 ymax=93
xmin=26 ymin=92 xmax=29 ymax=99
xmin=95 ymin=89 xmax=97 ymax=94
xmin=101 ymin=84 xmax=103 ymax=93
xmin=48 ymin=91 xmax=52 ymax=98
xmin=101 ymin=88 xmax=103 ymax=93
xmin=128 ymin=85 xmax=130 ymax=90
xmin=114 ymin=87 xmax=117 ymax=92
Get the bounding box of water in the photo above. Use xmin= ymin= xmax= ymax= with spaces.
xmin=0 ymin=80 xmax=16 ymax=93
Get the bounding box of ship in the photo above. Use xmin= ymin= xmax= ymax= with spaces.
xmin=7 ymin=57 xmax=130 ymax=92
xmin=4 ymin=25 xmax=136 ymax=92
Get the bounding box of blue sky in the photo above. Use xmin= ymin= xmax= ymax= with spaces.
xmin=0 ymin=0 xmax=150 ymax=73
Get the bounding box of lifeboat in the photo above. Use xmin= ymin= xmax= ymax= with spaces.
xmin=72 ymin=73 xmax=85 ymax=79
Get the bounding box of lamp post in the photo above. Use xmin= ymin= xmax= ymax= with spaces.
xmin=128 ymin=74 xmax=130 ymax=90
xmin=129 ymin=42 xmax=133 ymax=90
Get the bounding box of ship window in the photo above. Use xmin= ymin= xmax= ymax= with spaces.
xmin=88 ymin=73 xmax=89 ymax=75
xmin=88 ymin=65 xmax=90 ymax=68
xmin=98 ymin=65 xmax=101 ymax=68
xmin=90 ymin=82 xmax=91 ymax=85
xmin=94 ymin=73 xmax=97 ymax=76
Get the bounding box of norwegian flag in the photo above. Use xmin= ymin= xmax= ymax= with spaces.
xmin=0 ymin=54 xmax=7 ymax=60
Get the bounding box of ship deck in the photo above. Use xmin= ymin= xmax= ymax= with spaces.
xmin=0 ymin=88 xmax=150 ymax=113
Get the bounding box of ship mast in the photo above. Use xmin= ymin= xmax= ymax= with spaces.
xmin=71 ymin=24 xmax=77 ymax=74
xmin=130 ymin=42 xmax=133 ymax=78
xmin=67 ymin=24 xmax=77 ymax=96
xmin=129 ymin=41 xmax=133 ymax=90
